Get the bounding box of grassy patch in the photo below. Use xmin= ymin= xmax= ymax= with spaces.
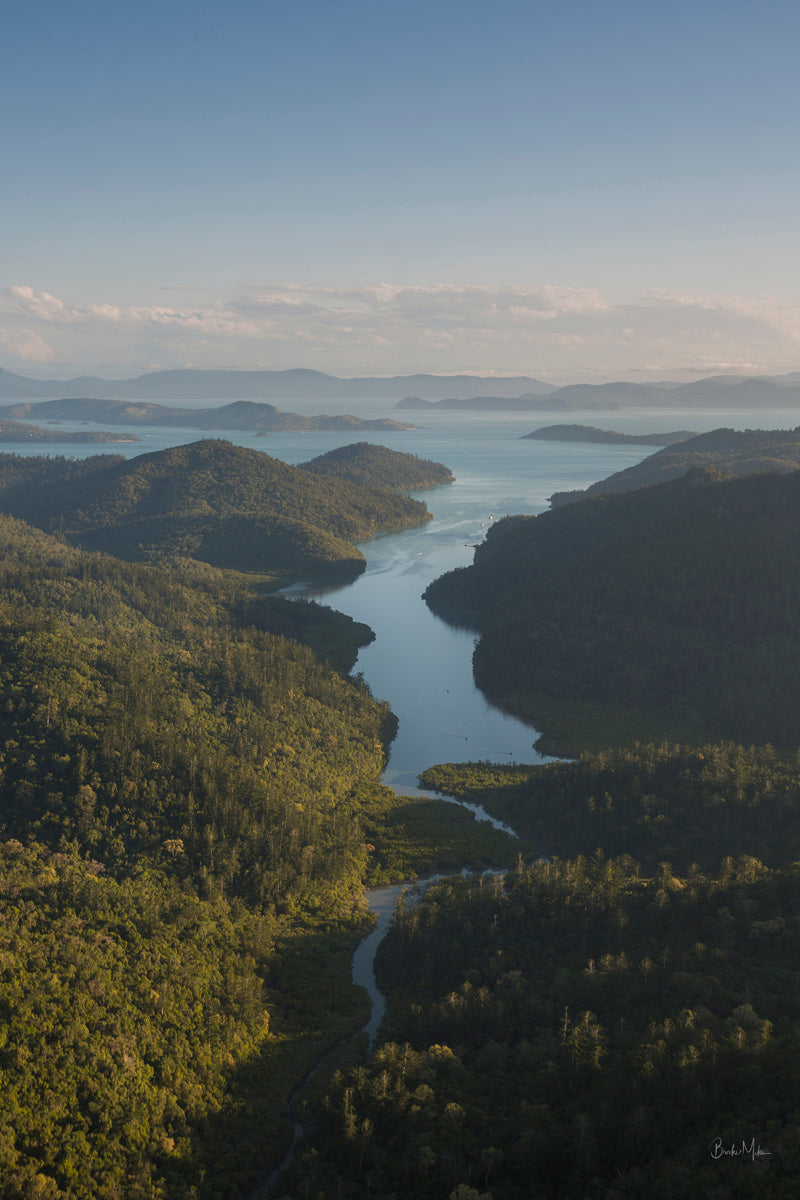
xmin=358 ymin=788 xmax=525 ymax=883
xmin=488 ymin=687 xmax=715 ymax=757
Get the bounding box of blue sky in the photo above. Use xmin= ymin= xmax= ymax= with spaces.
xmin=3 ymin=0 xmax=800 ymax=380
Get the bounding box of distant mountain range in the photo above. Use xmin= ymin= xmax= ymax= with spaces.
xmin=0 ymin=367 xmax=554 ymax=402
xmin=398 ymin=373 xmax=800 ymax=412
xmin=4 ymin=365 xmax=800 ymax=412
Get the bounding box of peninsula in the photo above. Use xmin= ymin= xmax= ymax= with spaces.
xmin=0 ymin=440 xmax=435 ymax=579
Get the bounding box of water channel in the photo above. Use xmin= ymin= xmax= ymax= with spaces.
xmin=275 ymin=418 xmax=666 ymax=1050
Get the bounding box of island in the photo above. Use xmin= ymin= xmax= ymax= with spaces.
xmin=0 ymin=417 xmax=140 ymax=443
xmin=0 ymin=396 xmax=419 ymax=433
xmin=522 ymin=423 xmax=696 ymax=445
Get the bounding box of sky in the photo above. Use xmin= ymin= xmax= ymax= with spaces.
xmin=2 ymin=0 xmax=800 ymax=383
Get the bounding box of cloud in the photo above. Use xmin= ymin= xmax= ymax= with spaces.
xmin=2 ymin=281 xmax=800 ymax=380
xmin=0 ymin=326 xmax=55 ymax=362
xmin=3 ymin=287 xmax=66 ymax=322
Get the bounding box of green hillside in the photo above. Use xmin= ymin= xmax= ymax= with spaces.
xmin=425 ymin=466 xmax=800 ymax=746
xmin=0 ymin=440 xmax=432 ymax=578
xmin=550 ymin=425 xmax=800 ymax=506
xmin=0 ymin=511 xmax=518 ymax=1198
xmin=299 ymin=441 xmax=454 ymax=490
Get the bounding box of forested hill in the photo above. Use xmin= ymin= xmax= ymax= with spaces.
xmin=550 ymin=425 xmax=800 ymax=506
xmin=0 ymin=512 xmax=391 ymax=1195
xmin=425 ymin=465 xmax=800 ymax=745
xmin=0 ymin=440 xmax=432 ymax=577
xmin=299 ymin=441 xmax=454 ymax=490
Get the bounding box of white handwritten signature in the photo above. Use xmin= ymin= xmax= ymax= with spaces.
xmin=709 ymin=1137 xmax=771 ymax=1162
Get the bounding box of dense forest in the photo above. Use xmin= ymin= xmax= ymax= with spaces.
xmin=550 ymin=425 xmax=800 ymax=506
xmin=264 ymin=456 xmax=800 ymax=1199
xmin=7 ymin=428 xmax=800 ymax=1198
xmin=0 ymin=508 xmax=522 ymax=1198
xmin=277 ymin=741 xmax=800 ymax=1198
xmin=291 ymin=852 xmax=799 ymax=1198
xmin=0 ymin=441 xmax=433 ymax=578
xmin=425 ymin=465 xmax=800 ymax=747
xmin=299 ymin=442 xmax=454 ymax=490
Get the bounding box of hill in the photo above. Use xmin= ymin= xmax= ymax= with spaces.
xmin=549 ymin=425 xmax=800 ymax=505
xmin=298 ymin=441 xmax=454 ymax=490
xmin=425 ymin=465 xmax=800 ymax=746
xmin=523 ymin=423 xmax=696 ymax=445
xmin=0 ymin=440 xmax=433 ymax=578
xmin=0 ymin=510 xmax=521 ymax=1197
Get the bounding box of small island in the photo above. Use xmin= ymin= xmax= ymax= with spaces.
xmin=0 ymin=418 xmax=140 ymax=443
xmin=522 ymin=423 xmax=696 ymax=445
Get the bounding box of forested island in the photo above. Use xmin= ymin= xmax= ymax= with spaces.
xmin=0 ymin=440 xmax=437 ymax=580
xmin=522 ymin=424 xmax=695 ymax=446
xmin=550 ymin=425 xmax=800 ymax=506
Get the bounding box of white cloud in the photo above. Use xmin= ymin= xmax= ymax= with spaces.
xmin=1 ymin=281 xmax=800 ymax=380
xmin=0 ymin=326 xmax=55 ymax=362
